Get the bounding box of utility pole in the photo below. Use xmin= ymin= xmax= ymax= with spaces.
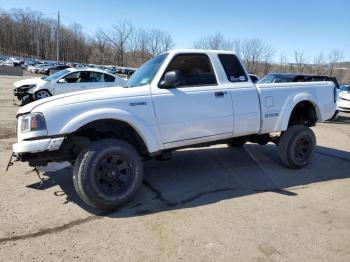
xmin=56 ymin=11 xmax=60 ymax=63
xmin=36 ymin=32 xmax=39 ymax=59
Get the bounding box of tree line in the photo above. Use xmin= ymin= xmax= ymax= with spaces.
xmin=0 ymin=8 xmax=346 ymax=81
xmin=0 ymin=8 xmax=174 ymax=67
xmin=193 ymin=32 xmax=345 ymax=78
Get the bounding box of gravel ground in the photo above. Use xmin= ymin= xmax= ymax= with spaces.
xmin=0 ymin=73 xmax=349 ymax=262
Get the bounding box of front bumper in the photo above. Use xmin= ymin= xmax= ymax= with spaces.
xmin=13 ymin=137 xmax=65 ymax=154
xmin=13 ymin=87 xmax=30 ymax=100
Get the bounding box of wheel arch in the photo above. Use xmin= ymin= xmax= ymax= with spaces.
xmin=60 ymin=108 xmax=163 ymax=154
xmin=34 ymin=88 xmax=52 ymax=97
xmin=277 ymin=94 xmax=322 ymax=131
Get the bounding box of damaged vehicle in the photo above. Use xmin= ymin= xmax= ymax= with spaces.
xmin=13 ymin=68 xmax=126 ymax=105
xmin=9 ymin=49 xmax=337 ymax=210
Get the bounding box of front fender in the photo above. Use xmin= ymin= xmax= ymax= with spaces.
xmin=59 ymin=108 xmax=164 ymax=153
xmin=29 ymin=83 xmax=52 ymax=95
xmin=275 ymin=92 xmax=321 ymax=131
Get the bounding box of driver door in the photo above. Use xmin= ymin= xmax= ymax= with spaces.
xmin=151 ymin=53 xmax=234 ymax=148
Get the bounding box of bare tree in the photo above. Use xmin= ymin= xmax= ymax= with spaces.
xmin=327 ymin=49 xmax=344 ymax=76
xmin=294 ymin=50 xmax=308 ymax=73
xmin=112 ymin=20 xmax=134 ymax=66
xmin=275 ymin=53 xmax=289 ymax=73
xmin=148 ymin=29 xmax=174 ymax=56
xmin=313 ymin=51 xmax=325 ymax=75
xmin=0 ymin=8 xmax=91 ymax=63
xmin=232 ymin=39 xmax=243 ymax=59
xmin=261 ymin=44 xmax=275 ymax=75
xmin=193 ymin=32 xmax=232 ymax=50
xmin=241 ymin=38 xmax=273 ymax=74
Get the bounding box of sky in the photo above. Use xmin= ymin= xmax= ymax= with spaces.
xmin=1 ymin=0 xmax=349 ymax=61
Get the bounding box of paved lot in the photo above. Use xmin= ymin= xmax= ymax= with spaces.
xmin=0 ymin=74 xmax=350 ymax=261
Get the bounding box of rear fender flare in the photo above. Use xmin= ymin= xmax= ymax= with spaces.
xmin=275 ymin=93 xmax=321 ymax=131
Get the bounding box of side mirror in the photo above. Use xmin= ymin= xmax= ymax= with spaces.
xmin=58 ymin=78 xmax=67 ymax=84
xmin=159 ymin=70 xmax=180 ymax=88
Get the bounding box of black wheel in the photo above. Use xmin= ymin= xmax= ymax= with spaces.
xmin=277 ymin=125 xmax=316 ymax=169
xmin=35 ymin=90 xmax=51 ymax=100
xmin=228 ymin=137 xmax=247 ymax=147
xmin=73 ymin=139 xmax=143 ymax=210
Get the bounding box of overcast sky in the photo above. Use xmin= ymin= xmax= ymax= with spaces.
xmin=1 ymin=0 xmax=349 ymax=61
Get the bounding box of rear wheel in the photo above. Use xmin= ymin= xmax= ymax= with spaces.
xmin=277 ymin=125 xmax=316 ymax=169
xmin=35 ymin=90 xmax=51 ymax=100
xmin=73 ymin=139 xmax=143 ymax=210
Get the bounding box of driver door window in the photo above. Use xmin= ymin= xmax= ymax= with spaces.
xmin=55 ymin=71 xmax=91 ymax=95
xmin=160 ymin=54 xmax=217 ymax=87
xmin=62 ymin=72 xmax=80 ymax=83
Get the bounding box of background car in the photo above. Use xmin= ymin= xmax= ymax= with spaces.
xmin=13 ymin=68 xmax=126 ymax=105
xmin=258 ymin=73 xmax=339 ymax=87
xmin=249 ymin=74 xmax=259 ymax=83
xmin=337 ymin=84 xmax=350 ymax=112
xmin=44 ymin=64 xmax=70 ymax=75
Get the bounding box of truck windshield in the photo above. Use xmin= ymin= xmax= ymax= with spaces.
xmin=125 ymin=53 xmax=168 ymax=87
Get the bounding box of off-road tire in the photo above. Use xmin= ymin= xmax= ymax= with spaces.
xmin=277 ymin=125 xmax=316 ymax=169
xmin=73 ymin=139 xmax=143 ymax=210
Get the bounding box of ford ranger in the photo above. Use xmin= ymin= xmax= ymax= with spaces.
xmin=10 ymin=49 xmax=337 ymax=210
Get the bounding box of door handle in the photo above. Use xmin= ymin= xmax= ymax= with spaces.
xmin=215 ymin=91 xmax=226 ymax=97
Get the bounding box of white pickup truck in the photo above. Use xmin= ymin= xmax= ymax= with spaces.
xmin=10 ymin=49 xmax=337 ymax=210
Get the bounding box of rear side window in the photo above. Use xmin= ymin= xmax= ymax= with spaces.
xmin=162 ymin=54 xmax=217 ymax=87
xmin=89 ymin=72 xmax=103 ymax=82
xmin=218 ymin=54 xmax=248 ymax=82
xmin=103 ymin=74 xmax=115 ymax=82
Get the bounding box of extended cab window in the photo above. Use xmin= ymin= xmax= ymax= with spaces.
xmin=162 ymin=54 xmax=217 ymax=87
xmin=218 ymin=54 xmax=248 ymax=82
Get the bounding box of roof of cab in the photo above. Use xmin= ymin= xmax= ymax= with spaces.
xmin=165 ymin=49 xmax=235 ymax=55
xmin=65 ymin=67 xmax=115 ymax=76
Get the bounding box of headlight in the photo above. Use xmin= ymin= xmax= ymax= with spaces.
xmin=21 ymin=113 xmax=47 ymax=133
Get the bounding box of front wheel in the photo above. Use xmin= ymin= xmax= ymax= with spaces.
xmin=35 ymin=90 xmax=51 ymax=100
xmin=73 ymin=139 xmax=143 ymax=210
xmin=277 ymin=125 xmax=316 ymax=169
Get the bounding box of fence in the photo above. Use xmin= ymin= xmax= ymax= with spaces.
xmin=0 ymin=66 xmax=23 ymax=76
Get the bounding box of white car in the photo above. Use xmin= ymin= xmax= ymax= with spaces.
xmin=10 ymin=49 xmax=337 ymax=210
xmin=13 ymin=68 xmax=126 ymax=103
xmin=337 ymin=84 xmax=350 ymax=112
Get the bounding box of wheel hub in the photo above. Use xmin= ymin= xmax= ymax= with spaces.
xmin=294 ymin=136 xmax=311 ymax=161
xmin=105 ymin=165 xmax=120 ymax=181
xmin=96 ymin=154 xmax=131 ymax=195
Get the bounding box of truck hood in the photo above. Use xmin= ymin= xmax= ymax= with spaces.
xmin=14 ymin=77 xmax=46 ymax=88
xmin=17 ymin=85 xmax=134 ymax=115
